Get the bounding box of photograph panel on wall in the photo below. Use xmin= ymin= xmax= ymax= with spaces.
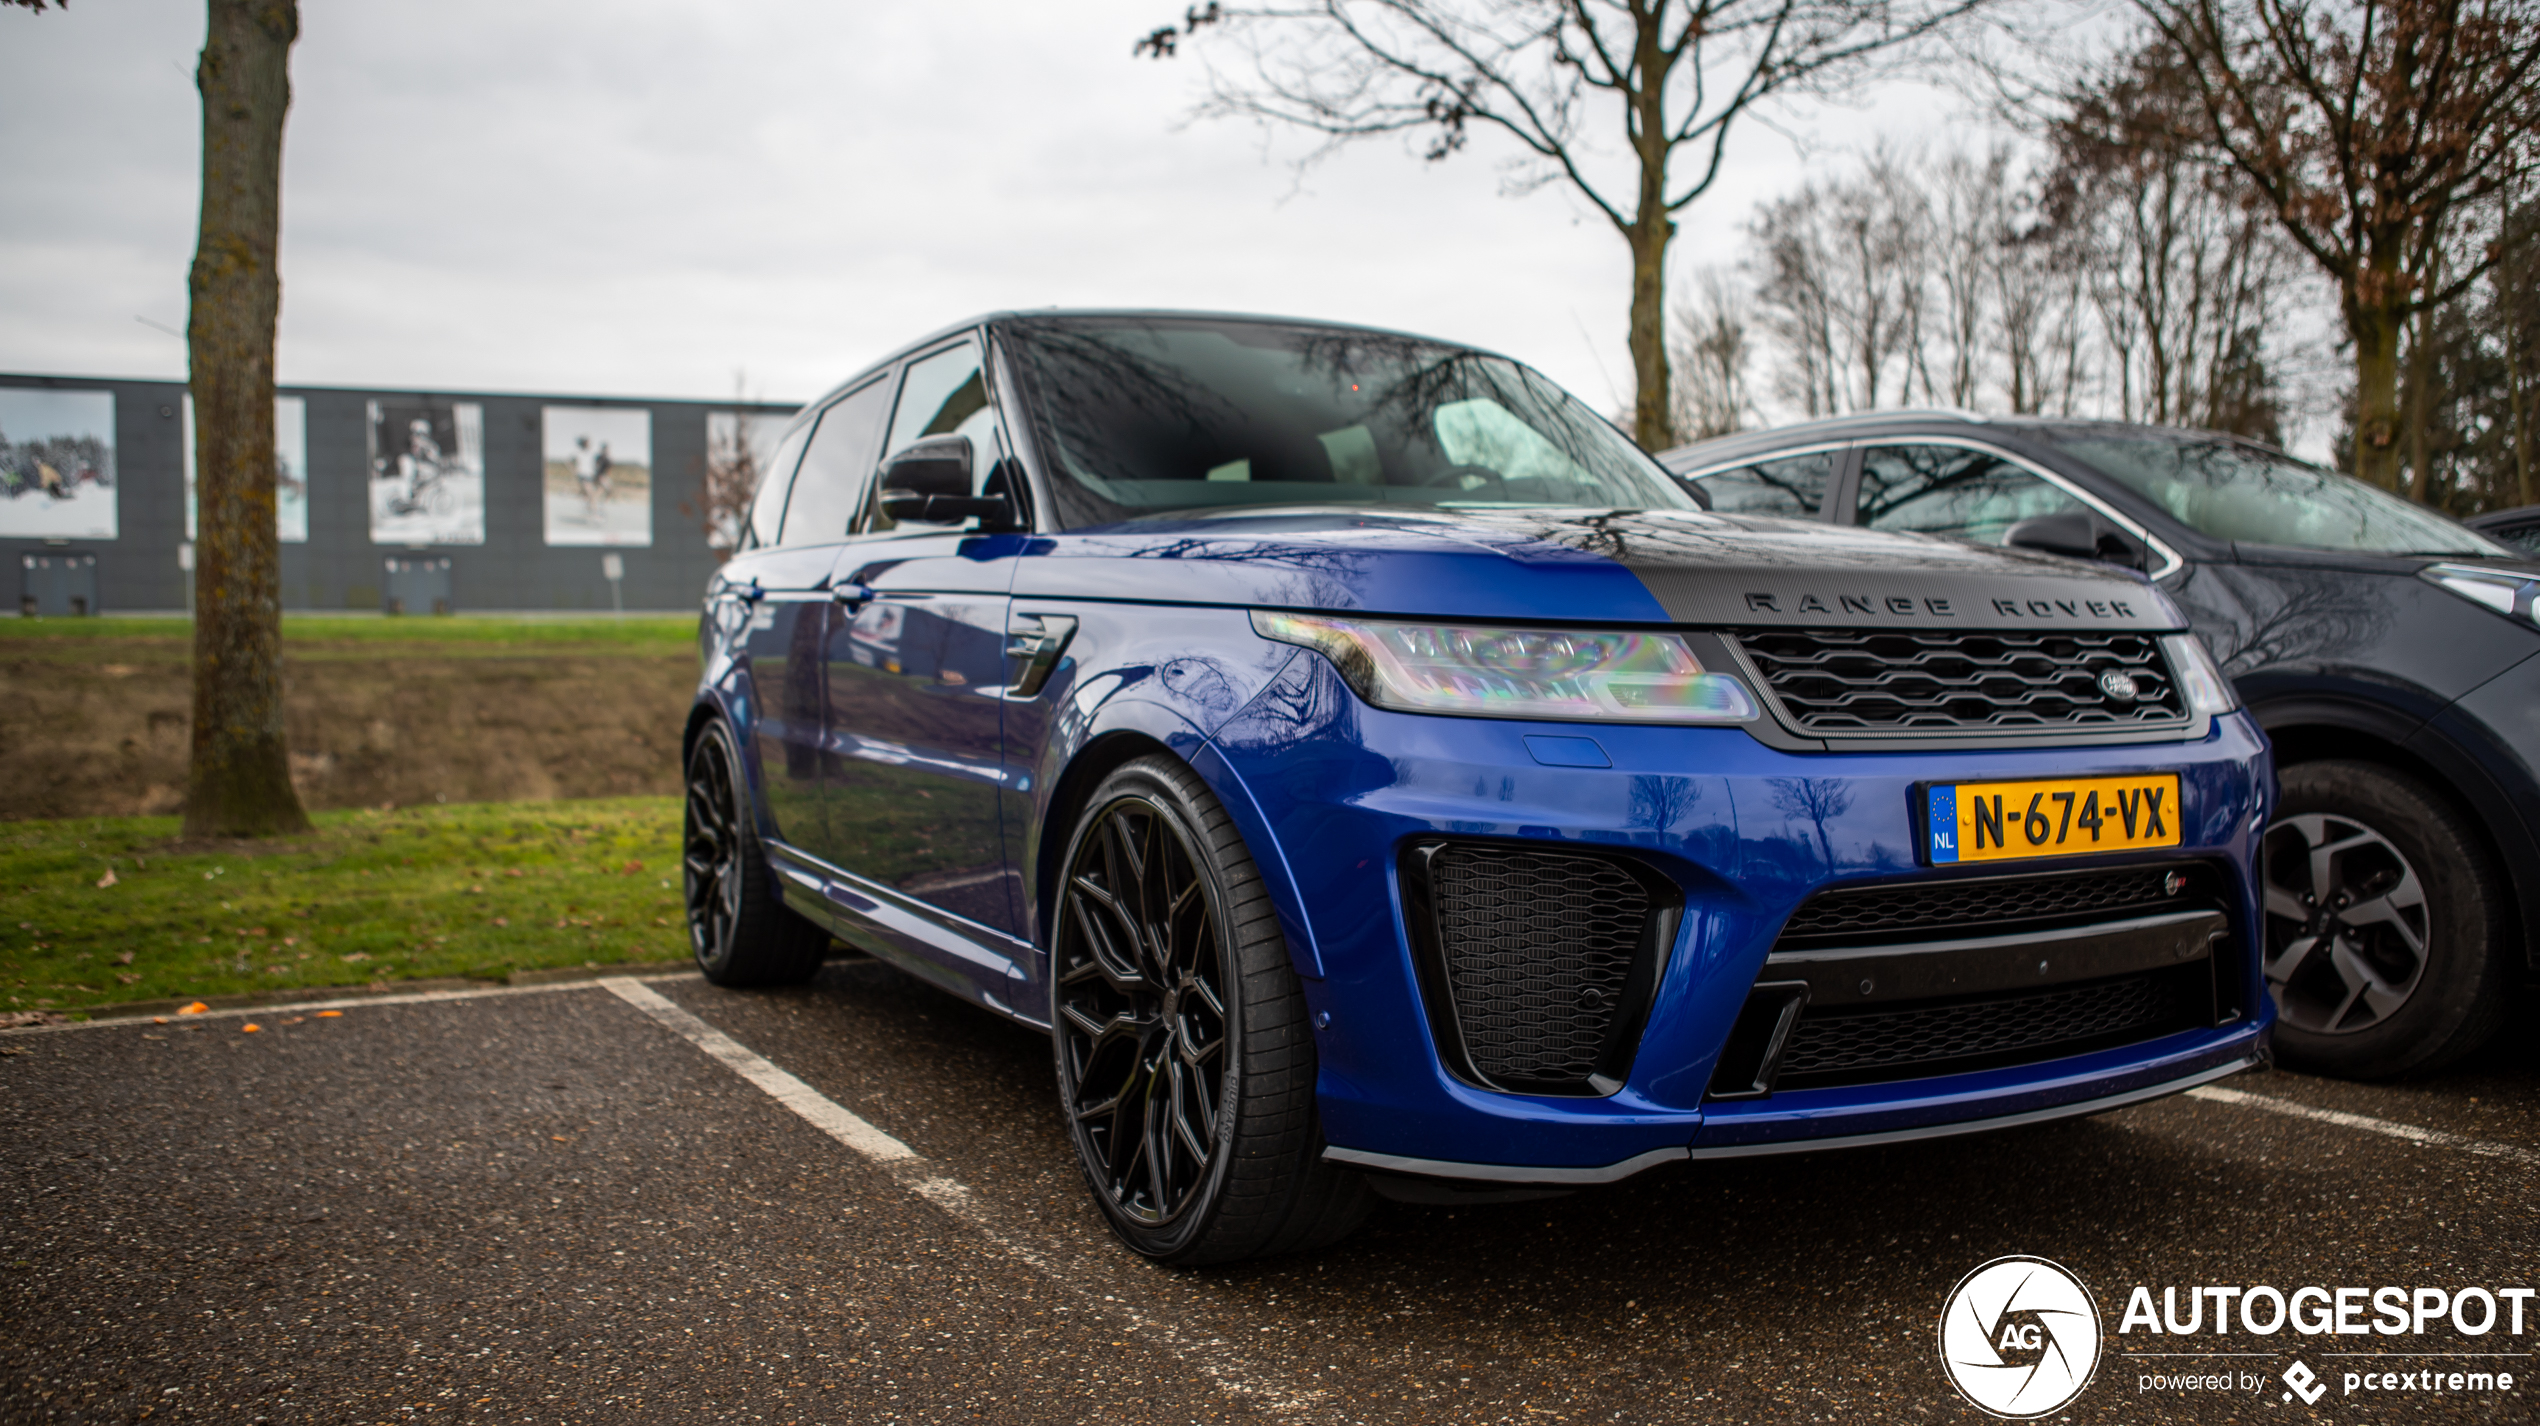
xmin=541 ymin=406 xmax=652 ymax=547
xmin=703 ymin=410 xmax=791 ymax=551
xmin=183 ymin=395 xmax=309 ymax=543
xmin=367 ymin=400 xmax=485 ymax=545
xmin=0 ymin=388 xmax=117 ymax=540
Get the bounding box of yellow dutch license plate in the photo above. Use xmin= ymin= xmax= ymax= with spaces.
xmin=1925 ymin=774 xmax=2183 ymax=865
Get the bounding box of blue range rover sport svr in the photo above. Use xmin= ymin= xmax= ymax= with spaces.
xmin=683 ymin=311 xmax=2273 ymax=1264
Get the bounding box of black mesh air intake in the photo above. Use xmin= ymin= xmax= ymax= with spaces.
xmin=1707 ymin=861 xmax=2243 ymax=1099
xmin=1402 ymin=841 xmax=1682 ymax=1096
xmin=1777 ymin=864 xmax=2225 ymax=948
xmin=1773 ymin=966 xmax=2205 ymax=1089
xmin=1734 ymin=629 xmax=2190 ymax=735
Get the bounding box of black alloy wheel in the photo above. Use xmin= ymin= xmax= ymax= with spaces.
xmin=1050 ymin=756 xmax=1372 ymax=1264
xmin=2261 ymin=760 xmax=2511 ymax=1079
xmin=683 ymin=721 xmax=827 ymax=988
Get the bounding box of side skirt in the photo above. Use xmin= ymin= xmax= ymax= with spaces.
xmin=765 ymin=843 xmax=1050 ymax=1032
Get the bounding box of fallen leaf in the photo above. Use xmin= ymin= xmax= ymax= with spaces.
xmin=177 ymin=1002 xmax=210 ymax=1015
xmin=151 ymin=1016 xmax=169 ymax=1024
xmin=315 ymin=1010 xmax=342 ymax=1018
xmin=240 ymin=1024 xmax=261 ymax=1033
xmin=115 ymin=973 xmax=140 ymax=986
xmin=114 ymin=951 xmax=134 ymax=965
xmin=620 ymin=860 xmax=642 ymax=875
xmin=505 ymin=868 xmax=524 ymax=878
xmin=550 ymin=1135 xmax=569 ymax=1142
xmin=281 ymin=1017 xmax=304 ymax=1026
xmin=491 ymin=917 xmax=509 ymax=928
xmin=340 ymin=953 xmax=370 ymax=964
xmin=95 ymin=868 xmax=118 ymax=889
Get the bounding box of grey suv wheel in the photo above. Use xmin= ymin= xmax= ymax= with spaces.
xmin=2262 ymin=760 xmax=2511 ymax=1079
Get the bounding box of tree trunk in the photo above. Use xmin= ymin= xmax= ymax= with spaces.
xmin=185 ymin=0 xmax=308 ymax=838
xmin=1627 ymin=215 xmax=1676 ymax=452
xmin=2349 ymin=299 xmax=2407 ymax=492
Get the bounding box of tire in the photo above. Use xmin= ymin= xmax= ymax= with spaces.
xmin=2262 ymin=760 xmax=2513 ymax=1079
xmin=684 ymin=720 xmax=828 ymax=988
xmin=1049 ymin=755 xmax=1374 ymax=1265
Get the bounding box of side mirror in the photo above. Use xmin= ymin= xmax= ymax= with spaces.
xmin=2006 ymin=509 xmax=2146 ymax=570
xmin=877 ymin=436 xmax=1013 ymax=527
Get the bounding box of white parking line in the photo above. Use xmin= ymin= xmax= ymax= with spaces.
xmin=2187 ymin=1085 xmax=2540 ymax=1170
xmin=598 ymin=977 xmax=1328 ymax=1419
xmin=4 ymin=973 xmax=703 ymax=1035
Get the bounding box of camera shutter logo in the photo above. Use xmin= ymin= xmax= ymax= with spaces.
xmin=1937 ymin=1256 xmax=2103 ymax=1418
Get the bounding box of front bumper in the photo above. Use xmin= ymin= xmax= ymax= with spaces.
xmin=1206 ymin=667 xmax=2274 ymax=1185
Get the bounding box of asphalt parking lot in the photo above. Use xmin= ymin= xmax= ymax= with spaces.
xmin=3 ymin=959 xmax=2534 ymax=1425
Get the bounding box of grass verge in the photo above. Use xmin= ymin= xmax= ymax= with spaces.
xmin=0 ymin=613 xmax=697 ymax=661
xmin=2 ymin=797 xmax=693 ymax=1018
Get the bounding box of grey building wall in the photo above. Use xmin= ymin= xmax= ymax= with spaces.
xmin=0 ymin=372 xmax=792 ymax=614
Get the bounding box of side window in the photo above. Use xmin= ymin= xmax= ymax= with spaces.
xmin=1691 ymin=451 xmax=1835 ymax=517
xmin=1858 ymin=445 xmax=2086 ymax=545
xmin=868 ymin=342 xmax=1001 ymax=532
xmin=738 ymin=421 xmax=813 ymax=551
xmin=779 ymin=376 xmax=894 ymax=547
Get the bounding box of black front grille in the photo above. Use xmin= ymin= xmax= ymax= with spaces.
xmin=1778 ymin=865 xmax=2206 ymax=947
xmin=1773 ymin=968 xmax=2201 ymax=1088
xmin=1406 ymin=842 xmax=1678 ymax=1095
xmin=1735 ymin=629 xmax=2187 ymax=735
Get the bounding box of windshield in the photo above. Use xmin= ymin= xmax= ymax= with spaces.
xmin=1003 ymin=316 xmax=1696 ymax=528
xmin=2052 ymin=433 xmax=2508 ymax=556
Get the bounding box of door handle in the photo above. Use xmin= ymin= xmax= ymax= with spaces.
xmin=1005 ymin=614 xmax=1078 ymax=696
xmin=830 ymin=582 xmax=874 ymax=608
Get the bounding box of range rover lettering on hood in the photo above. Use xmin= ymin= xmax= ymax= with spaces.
xmin=1457 ymin=511 xmax=2184 ymax=632
xmin=1739 ymin=591 xmax=2146 ymax=620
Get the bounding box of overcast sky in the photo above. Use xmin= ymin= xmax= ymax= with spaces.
xmin=0 ymin=0 xmax=1970 ymax=415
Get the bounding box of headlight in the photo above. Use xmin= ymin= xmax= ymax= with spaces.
xmin=2422 ymin=563 xmax=2539 ymax=626
xmin=2159 ymin=632 xmax=2239 ymax=716
xmin=1251 ymin=610 xmax=1758 ymax=724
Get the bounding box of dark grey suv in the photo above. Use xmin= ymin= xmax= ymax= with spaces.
xmin=1661 ymin=412 xmax=2540 ymax=1080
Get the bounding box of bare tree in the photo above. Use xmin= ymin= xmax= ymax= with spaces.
xmin=2047 ymin=37 xmax=2304 ymax=440
xmin=1136 ymin=0 xmax=1997 ymax=451
xmin=692 ymin=375 xmax=769 ymax=560
xmin=1667 ymin=265 xmax=1754 ymax=437
xmin=186 ymin=0 xmax=309 ymax=837
xmin=2130 ymin=0 xmax=2540 ymax=490
xmin=1747 ymin=148 xmax=1935 ymax=413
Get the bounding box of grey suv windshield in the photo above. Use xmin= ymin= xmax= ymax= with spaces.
xmin=1004 ymin=317 xmax=1694 ymax=527
xmin=2052 ymin=433 xmax=2505 ymax=556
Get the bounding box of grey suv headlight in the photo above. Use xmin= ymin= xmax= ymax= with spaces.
xmin=1253 ymin=610 xmax=1758 ymax=724
xmin=2422 ymin=563 xmax=2540 ymax=627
